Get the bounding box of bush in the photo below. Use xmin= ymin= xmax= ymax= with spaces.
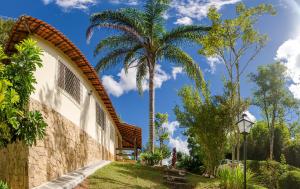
xmin=177 ymin=153 xmax=204 ymax=174
xmin=0 ymin=181 xmax=9 ymax=189
xmin=279 ymin=171 xmax=300 ymax=189
xmin=284 ymin=142 xmax=300 ymax=168
xmin=247 ymin=159 xmax=300 ymax=188
xmin=218 ymin=165 xmax=254 ymax=189
xmin=140 ymin=151 xmax=162 ymax=166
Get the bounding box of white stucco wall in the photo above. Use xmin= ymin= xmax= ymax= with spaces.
xmin=30 ymin=35 xmax=119 ymax=156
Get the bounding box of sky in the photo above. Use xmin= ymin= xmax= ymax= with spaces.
xmin=1 ymin=0 xmax=299 ymax=154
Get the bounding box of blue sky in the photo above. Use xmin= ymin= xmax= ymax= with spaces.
xmin=1 ymin=0 xmax=299 ymax=153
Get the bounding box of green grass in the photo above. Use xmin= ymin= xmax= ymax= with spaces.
xmin=88 ymin=162 xmax=168 ymax=189
xmin=187 ymin=174 xmax=220 ymax=189
xmin=86 ymin=162 xmax=269 ymax=189
xmin=87 ymin=162 xmax=222 ymax=189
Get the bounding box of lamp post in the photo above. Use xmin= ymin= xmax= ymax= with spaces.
xmin=236 ymin=113 xmax=254 ymax=189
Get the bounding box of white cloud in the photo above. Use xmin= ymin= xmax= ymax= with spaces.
xmin=169 ymin=136 xmax=189 ymax=155
xmin=102 ymin=64 xmax=170 ymax=97
xmin=171 ymin=0 xmax=241 ymax=21
xmin=109 ymin=0 xmax=138 ymax=5
xmin=174 ymin=16 xmax=193 ymax=25
xmin=162 ymin=121 xmax=180 ymax=136
xmin=275 ymin=32 xmax=300 ymax=99
xmin=206 ymin=56 xmax=222 ymax=73
xmin=172 ymin=67 xmax=183 ymax=79
xmin=162 ymin=120 xmax=189 ymax=155
xmin=42 ymin=0 xmax=96 ymax=10
xmin=243 ymin=110 xmax=256 ymax=123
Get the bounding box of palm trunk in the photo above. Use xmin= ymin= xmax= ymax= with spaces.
xmin=149 ymin=70 xmax=155 ymax=153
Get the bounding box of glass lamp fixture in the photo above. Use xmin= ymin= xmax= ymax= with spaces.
xmin=237 ymin=113 xmax=254 ymax=134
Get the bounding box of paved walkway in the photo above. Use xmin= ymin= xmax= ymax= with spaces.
xmin=33 ymin=160 xmax=111 ymax=189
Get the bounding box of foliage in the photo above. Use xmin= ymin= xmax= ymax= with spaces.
xmin=247 ymin=159 xmax=292 ymax=188
xmin=249 ymin=62 xmax=298 ymax=160
xmin=0 ymin=17 xmax=15 ymax=47
xmin=198 ymin=2 xmax=275 ymax=161
xmin=155 ymin=112 xmax=171 ymax=164
xmin=177 ymin=152 xmax=204 ymax=174
xmin=246 ymin=121 xmax=291 ymax=161
xmin=5 ymin=38 xmax=43 ymax=109
xmin=0 ymin=39 xmax=47 ymax=147
xmin=174 ymin=86 xmax=232 ymax=175
xmin=140 ymin=150 xmax=162 ymax=166
xmin=279 ymin=171 xmax=300 ymax=189
xmin=284 ymin=140 xmax=300 ymax=167
xmin=218 ymin=165 xmax=254 ymax=189
xmin=87 ymin=0 xmax=210 ymax=152
xmin=0 ymin=180 xmax=9 ymax=189
xmin=155 ymin=113 xmax=169 ymax=147
xmin=177 ymin=134 xmax=204 ymax=173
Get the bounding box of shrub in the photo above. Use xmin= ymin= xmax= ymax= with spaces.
xmin=140 ymin=151 xmax=162 ymax=166
xmin=218 ymin=165 xmax=253 ymax=189
xmin=247 ymin=159 xmax=297 ymax=188
xmin=177 ymin=153 xmax=204 ymax=174
xmin=284 ymin=142 xmax=300 ymax=168
xmin=0 ymin=181 xmax=9 ymax=189
xmin=279 ymin=171 xmax=300 ymax=189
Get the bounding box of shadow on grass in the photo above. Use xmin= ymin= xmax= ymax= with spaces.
xmin=88 ymin=162 xmax=168 ymax=189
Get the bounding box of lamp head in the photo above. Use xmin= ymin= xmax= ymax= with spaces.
xmin=237 ymin=113 xmax=254 ymax=134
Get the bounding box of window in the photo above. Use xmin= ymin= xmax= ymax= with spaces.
xmin=96 ymin=102 xmax=106 ymax=129
xmin=58 ymin=61 xmax=81 ymax=103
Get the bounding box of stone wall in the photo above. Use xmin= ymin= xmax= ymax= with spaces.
xmin=28 ymin=100 xmax=114 ymax=188
xmin=0 ymin=142 xmax=29 ymax=189
xmin=0 ymin=100 xmax=114 ymax=189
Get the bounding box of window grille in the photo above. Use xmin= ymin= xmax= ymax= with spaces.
xmin=58 ymin=61 xmax=81 ymax=103
xmin=96 ymin=102 xmax=106 ymax=129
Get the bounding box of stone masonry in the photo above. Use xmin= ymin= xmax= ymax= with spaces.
xmin=0 ymin=100 xmax=114 ymax=189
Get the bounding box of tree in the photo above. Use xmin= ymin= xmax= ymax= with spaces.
xmin=246 ymin=121 xmax=290 ymax=161
xmin=86 ymin=0 xmax=209 ymax=152
xmin=0 ymin=39 xmax=47 ymax=147
xmin=177 ymin=134 xmax=204 ymax=173
xmin=174 ymin=86 xmax=231 ymax=176
xmin=249 ymin=62 xmax=298 ymax=160
xmin=198 ymin=2 xmax=275 ymax=161
xmin=155 ymin=112 xmax=170 ymax=165
xmin=0 ymin=17 xmax=15 ymax=47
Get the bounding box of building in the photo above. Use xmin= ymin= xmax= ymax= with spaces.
xmin=0 ymin=16 xmax=142 ymax=189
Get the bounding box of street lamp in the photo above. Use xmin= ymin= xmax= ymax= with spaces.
xmin=236 ymin=113 xmax=254 ymax=189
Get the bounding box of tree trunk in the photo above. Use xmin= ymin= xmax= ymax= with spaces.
xmin=149 ymin=70 xmax=155 ymax=153
xmin=269 ymin=116 xmax=276 ymax=160
xmin=160 ymin=139 xmax=163 ymax=166
xmin=236 ymin=63 xmax=241 ymax=162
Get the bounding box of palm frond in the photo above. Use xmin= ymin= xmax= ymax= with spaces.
xmin=124 ymin=45 xmax=144 ymax=73
xmin=136 ymin=57 xmax=148 ymax=94
xmin=90 ymin=9 xmax=144 ymax=33
xmin=87 ymin=23 xmax=144 ymax=44
xmin=162 ymin=25 xmax=211 ymax=44
xmin=144 ymin=0 xmax=169 ymax=37
xmin=93 ymin=35 xmax=139 ymax=56
xmin=95 ymin=48 xmax=134 ymax=72
xmin=162 ymin=45 xmax=207 ymax=91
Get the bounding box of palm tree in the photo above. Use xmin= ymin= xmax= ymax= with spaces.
xmin=87 ymin=0 xmax=210 ymax=153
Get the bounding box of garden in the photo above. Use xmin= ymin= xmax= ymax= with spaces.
xmin=0 ymin=0 xmax=300 ymax=189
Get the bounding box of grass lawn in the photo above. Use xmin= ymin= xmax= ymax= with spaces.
xmin=86 ymin=162 xmax=220 ymax=189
